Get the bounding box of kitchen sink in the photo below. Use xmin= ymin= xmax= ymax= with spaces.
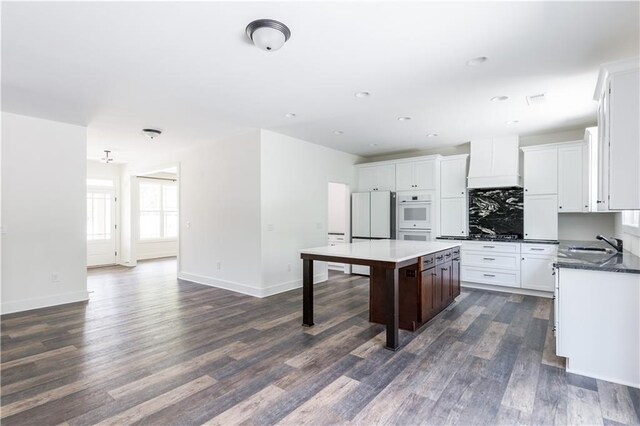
xmin=567 ymin=246 xmax=615 ymax=254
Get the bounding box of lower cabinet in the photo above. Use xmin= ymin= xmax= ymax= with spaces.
xmin=369 ymin=249 xmax=460 ymax=331
xmin=521 ymin=255 xmax=556 ymax=291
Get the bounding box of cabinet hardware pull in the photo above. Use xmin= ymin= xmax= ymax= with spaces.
xmin=483 ymin=245 xmax=495 ymax=248
xmin=445 ymin=253 xmax=452 ymax=257
xmin=483 ymin=257 xmax=495 ymax=260
xmin=442 ymin=268 xmax=448 ymax=271
xmin=483 ymin=274 xmax=495 ymax=277
xmin=530 ymin=248 xmax=544 ymax=251
xmin=559 ymin=206 xmax=563 ymax=209
xmin=431 ymin=273 xmax=437 ymax=276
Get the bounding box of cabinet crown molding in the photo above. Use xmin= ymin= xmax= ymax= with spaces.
xmin=594 ymin=56 xmax=640 ymax=101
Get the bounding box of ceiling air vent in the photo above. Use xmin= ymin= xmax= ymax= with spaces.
xmin=526 ymin=93 xmax=547 ymax=106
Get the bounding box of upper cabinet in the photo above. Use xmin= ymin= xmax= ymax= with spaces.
xmin=440 ymin=155 xmax=468 ymax=198
xmin=558 ymin=143 xmax=587 ymax=212
xmin=523 ymin=147 xmax=558 ymax=195
xmin=594 ymin=58 xmax=640 ymax=210
xmin=357 ymin=164 xmax=395 ymax=192
xmin=395 ymin=158 xmax=438 ymax=191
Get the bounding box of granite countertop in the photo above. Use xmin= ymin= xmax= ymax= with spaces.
xmin=554 ymin=240 xmax=640 ymax=274
xmin=436 ymin=236 xmax=559 ymax=245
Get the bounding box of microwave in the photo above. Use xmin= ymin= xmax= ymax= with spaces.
xmin=398 ymin=193 xmax=433 ymax=230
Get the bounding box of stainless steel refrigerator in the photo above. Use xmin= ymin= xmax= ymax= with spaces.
xmin=351 ymin=191 xmax=396 ymax=275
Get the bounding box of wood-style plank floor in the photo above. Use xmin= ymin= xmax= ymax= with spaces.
xmin=2 ymin=258 xmax=639 ymax=425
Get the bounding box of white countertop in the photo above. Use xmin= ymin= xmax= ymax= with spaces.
xmin=300 ymin=239 xmax=461 ymax=263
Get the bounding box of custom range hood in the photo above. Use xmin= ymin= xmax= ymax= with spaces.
xmin=467 ymin=135 xmax=522 ymax=189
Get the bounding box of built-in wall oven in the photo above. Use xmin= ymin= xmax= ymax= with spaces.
xmin=398 ymin=193 xmax=433 ymax=230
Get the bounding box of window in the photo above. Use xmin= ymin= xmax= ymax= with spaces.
xmin=622 ymin=211 xmax=640 ymax=236
xmin=87 ymin=178 xmax=114 ymax=187
xmin=87 ymin=192 xmax=112 ymax=240
xmin=139 ymin=180 xmax=178 ymax=240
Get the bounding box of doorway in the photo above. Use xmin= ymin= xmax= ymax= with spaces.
xmin=87 ymin=179 xmax=117 ymax=267
xmin=327 ymin=182 xmax=350 ymax=274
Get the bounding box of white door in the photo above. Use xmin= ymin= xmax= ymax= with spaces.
xmin=524 ymin=148 xmax=558 ymax=195
xmin=415 ymin=160 xmax=436 ymax=190
xmin=558 ymin=145 xmax=584 ymax=212
xmin=524 ymin=195 xmax=558 ymax=240
xmin=441 ymin=197 xmax=467 ymax=237
xmin=375 ymin=165 xmax=396 ymax=191
xmin=441 ymin=158 xmax=467 ymax=198
xmin=370 ymin=191 xmax=391 ymax=238
xmin=357 ymin=167 xmax=377 ymax=192
xmin=351 ymin=192 xmax=371 ymax=238
xmin=87 ymin=188 xmax=117 ymax=266
xmin=395 ymin=162 xmax=414 ymax=191
xmin=521 ymin=255 xmax=555 ymax=291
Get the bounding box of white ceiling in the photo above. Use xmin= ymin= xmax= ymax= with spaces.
xmin=2 ymin=1 xmax=639 ymax=162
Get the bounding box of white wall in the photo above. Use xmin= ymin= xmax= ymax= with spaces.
xmin=328 ymin=182 xmax=348 ymax=235
xmin=260 ymin=130 xmax=359 ymax=295
xmin=558 ymin=213 xmax=616 ymax=241
xmin=2 ymin=113 xmax=88 ymax=314
xmin=615 ymin=213 xmax=640 ymax=256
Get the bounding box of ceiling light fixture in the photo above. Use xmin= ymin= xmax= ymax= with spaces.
xmin=426 ymin=133 xmax=438 ymax=137
xmin=284 ymin=113 xmax=296 ymax=118
xmin=101 ymin=150 xmax=114 ymax=164
xmin=466 ymin=56 xmax=488 ymax=66
xmin=397 ymin=116 xmax=412 ymax=121
xmin=354 ymin=91 xmax=371 ymax=98
xmin=505 ymin=120 xmax=520 ymax=125
xmin=491 ymin=95 xmax=509 ymax=102
xmin=333 ymin=130 xmax=344 ymax=135
xmin=245 ymin=19 xmax=291 ymax=51
xmin=369 ymin=143 xmax=378 ymax=147
xmin=142 ymin=128 xmax=162 ymax=140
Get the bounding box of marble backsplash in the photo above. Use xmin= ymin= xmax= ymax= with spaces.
xmin=469 ymin=187 xmax=524 ymax=237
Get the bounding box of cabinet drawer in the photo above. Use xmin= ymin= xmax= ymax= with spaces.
xmin=462 ymin=251 xmax=519 ymax=270
xmin=419 ymin=254 xmax=435 ymax=270
xmin=461 ymin=266 xmax=521 ymax=288
xmin=434 ymin=250 xmax=451 ymax=265
xmin=521 ymin=244 xmax=558 ymax=255
xmin=461 ymin=241 xmax=520 ymax=254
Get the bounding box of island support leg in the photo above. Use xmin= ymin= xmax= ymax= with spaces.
xmin=302 ymin=258 xmax=314 ymax=326
xmin=384 ymin=267 xmax=400 ymax=350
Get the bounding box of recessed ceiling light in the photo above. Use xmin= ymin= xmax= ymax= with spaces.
xmin=466 ymin=56 xmax=488 ymax=66
xmin=505 ymin=120 xmax=520 ymax=125
xmin=354 ymin=91 xmax=371 ymax=98
xmin=426 ymin=133 xmax=438 ymax=138
xmin=369 ymin=143 xmax=378 ymax=147
xmin=491 ymin=95 xmax=509 ymax=102
xmin=333 ymin=130 xmax=344 ymax=135
xmin=397 ymin=116 xmax=412 ymax=121
xmin=284 ymin=113 xmax=296 ymax=118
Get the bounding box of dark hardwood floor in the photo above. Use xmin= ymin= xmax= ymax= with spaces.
xmin=1 ymin=258 xmax=639 ymax=425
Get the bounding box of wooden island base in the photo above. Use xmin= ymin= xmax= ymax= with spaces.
xmin=370 ymin=246 xmax=460 ymax=331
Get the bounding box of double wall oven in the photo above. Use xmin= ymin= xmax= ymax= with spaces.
xmin=397 ymin=193 xmax=433 ymax=242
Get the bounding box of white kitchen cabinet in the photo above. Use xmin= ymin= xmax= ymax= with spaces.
xmin=441 ymin=197 xmax=467 ymax=237
xmin=351 ymin=192 xmax=370 ymax=238
xmin=440 ymin=155 xmax=468 ymax=198
xmin=521 ymin=254 xmax=555 ymax=292
xmin=395 ymin=159 xmax=437 ymax=191
xmin=558 ymin=143 xmax=585 ymax=212
xmin=524 ymin=194 xmax=558 ymax=240
xmin=523 ymin=147 xmax=558 ymax=195
xmin=584 ymin=127 xmax=598 ymax=212
xmin=467 ymin=136 xmax=521 ymax=188
xmin=594 ymin=59 xmax=640 ymax=210
xmin=357 ymin=164 xmax=395 ymax=192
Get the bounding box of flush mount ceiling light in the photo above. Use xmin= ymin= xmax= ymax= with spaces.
xmin=284 ymin=113 xmax=296 ymax=118
xmin=397 ymin=116 xmax=412 ymax=121
xmin=246 ymin=19 xmax=291 ymax=51
xmin=505 ymin=120 xmax=520 ymax=125
xmin=426 ymin=133 xmax=438 ymax=137
xmin=466 ymin=56 xmax=488 ymax=66
xmin=101 ymin=150 xmax=114 ymax=164
xmin=354 ymin=91 xmax=371 ymax=98
xmin=333 ymin=130 xmax=344 ymax=135
xmin=142 ymin=128 xmax=162 ymax=140
xmin=491 ymin=95 xmax=509 ymax=102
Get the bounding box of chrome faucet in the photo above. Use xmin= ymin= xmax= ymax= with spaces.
xmin=596 ymin=235 xmax=624 ymax=253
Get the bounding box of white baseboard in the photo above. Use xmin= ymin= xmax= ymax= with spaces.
xmin=177 ymin=271 xmax=328 ymax=298
xmin=462 ymin=281 xmax=553 ymax=299
xmin=137 ymin=252 xmax=178 ymax=261
xmin=1 ymin=290 xmax=89 ymax=315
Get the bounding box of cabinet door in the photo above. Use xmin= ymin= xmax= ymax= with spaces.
xmin=415 ymin=160 xmax=437 ymax=190
xmin=351 ymin=193 xmax=371 ymax=238
xmin=375 ymin=165 xmax=396 ymax=191
xmin=441 ymin=158 xmax=467 ymax=198
xmin=609 ymin=70 xmax=640 ymax=209
xmin=370 ymin=191 xmax=391 ymax=238
xmin=521 ymin=255 xmax=555 ymax=291
xmin=524 ymin=195 xmax=558 ymax=240
xmin=439 ymin=261 xmax=452 ymax=306
xmin=597 ymin=95 xmax=609 ymax=211
xmin=524 ymin=148 xmax=558 ymax=195
xmin=441 ymin=197 xmax=467 ymax=237
xmin=357 ymin=167 xmax=377 ymax=192
xmin=395 ymin=162 xmax=414 ymax=191
xmin=558 ymin=144 xmax=584 ymax=212
xmin=420 ymin=267 xmax=436 ymax=322
xmin=451 ymin=257 xmax=461 ymax=298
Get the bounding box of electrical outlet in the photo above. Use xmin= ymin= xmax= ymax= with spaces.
xmin=216 ymin=261 xmax=222 ymax=270
xmin=50 ymin=273 xmax=60 ymax=283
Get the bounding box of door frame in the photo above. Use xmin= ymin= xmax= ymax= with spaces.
xmin=87 ymin=178 xmax=120 ymax=267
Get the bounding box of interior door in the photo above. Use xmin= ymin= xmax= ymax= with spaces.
xmin=87 ymin=188 xmax=117 ymax=266
xmin=370 ymin=191 xmax=391 ymax=238
xmin=351 ymin=192 xmax=371 ymax=238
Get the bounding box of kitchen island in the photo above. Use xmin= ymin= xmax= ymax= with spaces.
xmin=300 ymin=240 xmax=461 ymax=350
